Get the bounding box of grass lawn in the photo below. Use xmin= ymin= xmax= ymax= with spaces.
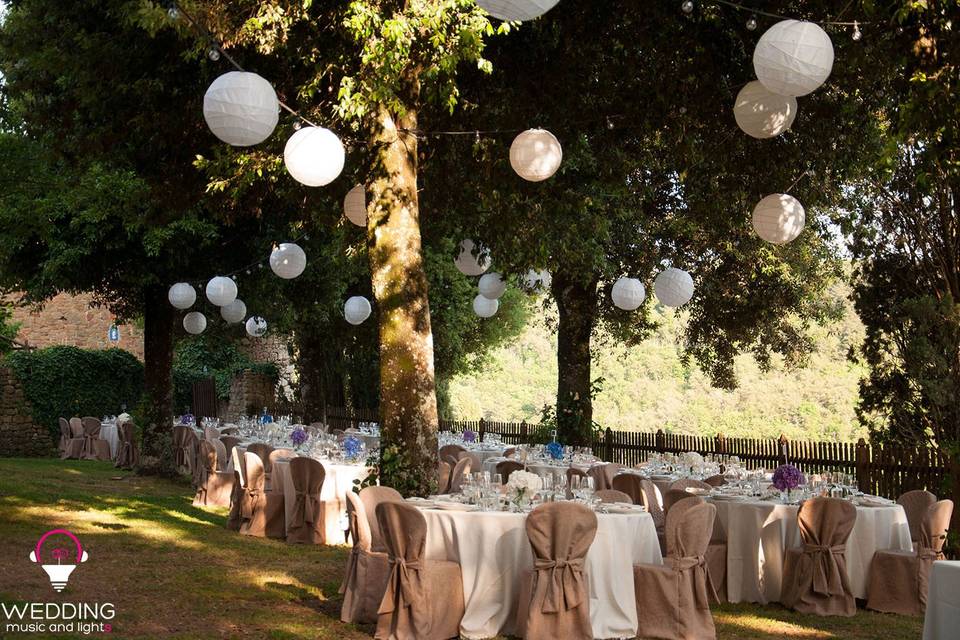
xmin=0 ymin=458 xmax=923 ymax=639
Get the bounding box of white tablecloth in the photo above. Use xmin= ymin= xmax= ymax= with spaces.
xmin=421 ymin=507 xmax=661 ymax=639
xmin=924 ymin=561 xmax=960 ymax=640
xmin=98 ymin=423 xmax=119 ymax=459
xmin=711 ymin=498 xmax=911 ymax=603
xmin=273 ymin=459 xmax=369 ymax=544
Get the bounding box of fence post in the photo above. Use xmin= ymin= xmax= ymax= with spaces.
xmin=778 ymin=433 xmax=789 ymax=465
xmin=655 ymin=429 xmax=665 ymax=454
xmin=520 ymin=420 xmax=528 ymax=444
xmin=715 ymin=433 xmax=726 ymax=456
xmin=478 ymin=417 xmax=486 ymax=443
xmin=604 ymin=427 xmax=613 ymax=462
xmin=855 ymin=438 xmax=870 ymax=493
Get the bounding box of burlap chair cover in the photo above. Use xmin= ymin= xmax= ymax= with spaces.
xmin=437 ymin=462 xmax=451 ymax=495
xmin=704 ymin=475 xmax=726 ymax=487
xmin=898 ymin=489 xmax=937 ymax=544
xmin=239 ymin=452 xmax=285 ymax=538
xmin=503 ymin=447 xmax=517 ymax=458
xmin=596 ymin=489 xmax=632 ymax=504
xmin=516 ymin=503 xmax=597 ymax=640
xmin=114 ymin=420 xmax=139 ymax=469
xmin=780 ymin=497 xmax=857 ymax=616
xmin=340 ymin=491 xmax=391 ymax=624
xmin=496 ymin=460 xmax=525 ymax=482
xmin=449 ymin=457 xmax=472 ymax=494
xmin=220 ymin=436 xmax=241 ymax=460
xmin=270 ymin=448 xmax=295 ymax=464
xmin=247 ymin=442 xmax=275 ymax=488
xmin=192 ymin=440 xmax=234 ymax=507
xmin=203 ymin=425 xmax=221 ymax=441
xmin=634 ymin=497 xmax=717 ymax=640
xmin=220 ymin=426 xmax=240 ymax=436
xmin=60 ymin=417 xmax=85 ymax=459
xmin=438 ymin=444 xmax=466 ymax=461
xmin=172 ymin=425 xmax=196 ymax=474
xmin=587 ymin=463 xmax=620 ymax=490
xmin=57 ymin=417 xmax=69 ymax=454
xmin=442 ymin=454 xmax=459 ymax=469
xmin=669 ymin=478 xmax=713 ymax=492
xmin=80 ymin=417 xmax=112 ymax=461
xmin=69 ymin=417 xmax=84 ymax=438
xmin=226 ymin=446 xmax=246 ymax=531
xmin=612 ymin=475 xmax=664 ymax=529
xmin=374 ymin=502 xmax=465 ymax=640
xmin=286 ymin=457 xmax=326 ymax=544
xmin=212 ymin=438 xmax=228 ymax=472
xmin=663 ymin=488 xmax=694 ymax=514
xmin=867 ymin=499 xmax=954 ymax=615
xmin=360 ymin=486 xmax=405 ymax=552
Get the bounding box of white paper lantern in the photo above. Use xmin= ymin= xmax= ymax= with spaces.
xmin=344 ymin=184 xmax=367 ymax=227
xmin=476 ymin=0 xmax=560 ymax=22
xmin=753 ymin=20 xmax=834 ymax=97
xmin=733 ymin=81 xmax=798 ymax=139
xmin=183 ymin=312 xmax=207 ymax=335
xmin=752 ymin=193 xmax=806 ymax=244
xmin=654 ymin=268 xmax=695 ymax=307
xmin=611 ymin=277 xmax=646 ymax=311
xmin=168 ymin=283 xmax=197 ymax=310
xmin=206 ymin=276 xmax=238 ymax=307
xmin=202 ymin=71 xmax=279 ymax=146
xmin=510 ymin=129 xmax=562 ymax=182
xmin=478 ymin=272 xmax=507 ymax=300
xmin=283 ymin=127 xmax=345 ymax=187
xmin=344 ymin=296 xmax=372 ymax=326
xmin=269 ymin=243 xmax=307 ymax=279
xmin=245 ymin=316 xmax=268 ymax=338
xmin=221 ymin=299 xmax=247 ymax=324
xmin=523 ymin=269 xmax=552 ymax=291
xmin=454 ymin=239 xmax=491 ymax=276
xmin=473 ymin=294 xmax=499 ymax=318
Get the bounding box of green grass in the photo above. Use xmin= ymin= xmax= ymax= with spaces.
xmin=0 ymin=458 xmax=923 ymax=639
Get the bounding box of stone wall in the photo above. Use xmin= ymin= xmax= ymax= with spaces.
xmin=0 ymin=367 xmax=55 ymax=457
xmin=222 ymin=371 xmax=278 ymax=422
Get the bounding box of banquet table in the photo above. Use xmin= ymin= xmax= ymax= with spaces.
xmin=342 ymin=429 xmax=380 ymax=451
xmin=420 ymin=505 xmax=661 ymax=639
xmin=272 ymin=458 xmax=369 ymax=544
xmin=480 ymin=457 xmax=595 ymax=479
xmin=923 ymin=561 xmax=960 ymax=640
xmin=98 ymin=422 xmax=120 ymax=459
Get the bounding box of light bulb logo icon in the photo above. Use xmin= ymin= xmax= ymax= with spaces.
xmin=29 ymin=529 xmax=88 ymax=592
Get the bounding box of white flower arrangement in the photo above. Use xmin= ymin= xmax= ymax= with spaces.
xmin=681 ymin=451 xmax=704 ymax=468
xmin=506 ymin=470 xmax=542 ymax=501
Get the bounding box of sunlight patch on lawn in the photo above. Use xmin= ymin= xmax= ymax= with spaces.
xmin=161 ymin=508 xmax=223 ymax=526
xmin=717 ymin=611 xmax=834 ymax=638
xmin=241 ymin=569 xmax=327 ymax=601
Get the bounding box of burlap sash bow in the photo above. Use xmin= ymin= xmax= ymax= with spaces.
xmin=339 ymin=545 xmax=364 ymax=595
xmin=670 ymin=555 xmax=712 ymax=610
xmin=533 ymin=557 xmax=586 ymax=613
xmin=242 ymin=487 xmax=261 ymax=519
xmin=803 ymin=543 xmax=847 ymax=596
xmin=81 ymin=433 xmax=99 ymax=459
xmin=378 ymin=557 xmax=424 ymax=615
xmin=175 ymin=444 xmax=193 ymax=472
xmin=292 ymin=490 xmax=318 ymax=528
xmin=917 ymin=546 xmax=942 ymax=608
xmin=193 ymin=462 xmax=209 ymax=490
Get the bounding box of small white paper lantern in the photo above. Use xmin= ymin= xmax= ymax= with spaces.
xmin=733 ymin=81 xmax=798 ymax=139
xmin=510 ymin=129 xmax=562 ymax=182
xmin=202 ymin=71 xmax=279 ymax=146
xmin=522 ymin=269 xmax=552 ymax=291
xmin=269 ymin=243 xmax=307 ymax=279
xmin=454 ymin=239 xmax=491 ymax=276
xmin=752 ymin=193 xmax=806 ymax=244
xmin=478 ymin=272 xmax=507 ymax=300
xmin=476 ymin=0 xmax=560 ymax=22
xmin=654 ymin=268 xmax=695 ymax=307
xmin=611 ymin=277 xmax=645 ymax=311
xmin=473 ymin=294 xmax=499 ymax=318
xmin=183 ymin=312 xmax=207 ymax=335
xmin=245 ymin=316 xmax=268 ymax=338
xmin=283 ymin=126 xmax=345 ymax=187
xmin=221 ymin=299 xmax=247 ymax=324
xmin=344 ymin=296 xmax=372 ymax=325
xmin=344 ymin=184 xmax=367 ymax=227
xmin=753 ymin=20 xmax=834 ymax=97
xmin=206 ymin=276 xmax=238 ymax=307
xmin=168 ymin=283 xmax=197 ymax=310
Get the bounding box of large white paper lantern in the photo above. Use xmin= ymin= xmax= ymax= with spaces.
xmin=478 ymin=272 xmax=507 ymax=300
xmin=344 ymin=184 xmax=367 ymax=227
xmin=752 ymin=193 xmax=806 ymax=244
xmin=753 ymin=20 xmax=834 ymax=97
xmin=473 ymin=294 xmax=499 ymax=318
xmin=202 ymin=71 xmax=279 ymax=146
xmin=654 ymin=268 xmax=695 ymax=307
xmin=168 ymin=283 xmax=197 ymax=310
xmin=611 ymin=277 xmax=645 ymax=311
xmin=221 ymin=299 xmax=247 ymax=324
xmin=523 ymin=269 xmax=552 ymax=291
xmin=283 ymin=127 xmax=345 ymax=187
xmin=454 ymin=239 xmax=491 ymax=276
xmin=183 ymin=312 xmax=207 ymax=335
xmin=269 ymin=243 xmax=307 ymax=279
xmin=510 ymin=129 xmax=562 ymax=182
xmin=245 ymin=316 xmax=268 ymax=338
xmin=206 ymin=276 xmax=238 ymax=307
xmin=476 ymin=0 xmax=560 ymax=22
xmin=733 ymin=81 xmax=798 ymax=139
xmin=344 ymin=296 xmax=372 ymax=326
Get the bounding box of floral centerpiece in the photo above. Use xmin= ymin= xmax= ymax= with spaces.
xmin=180 ymin=413 xmax=195 ymax=425
xmin=546 ymin=441 xmax=564 ymax=461
xmin=290 ymin=426 xmax=309 ymax=450
xmin=462 ymin=430 xmax=477 ymax=443
xmin=342 ymin=435 xmax=364 ymax=462
xmin=681 ymin=451 xmax=703 ymax=470
xmin=772 ymin=464 xmax=805 ymax=502
xmin=506 ymin=470 xmax=542 ymax=511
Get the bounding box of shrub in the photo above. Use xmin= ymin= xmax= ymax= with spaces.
xmin=172 ymin=336 xmax=278 ymax=412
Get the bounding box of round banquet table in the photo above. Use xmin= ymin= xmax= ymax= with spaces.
xmin=343 ymin=429 xmax=380 ymax=451
xmin=272 ymin=459 xmax=370 ymax=544
xmin=480 ymin=458 xmax=595 ymax=479
xmin=98 ymin=423 xmax=119 ymax=459
xmin=458 ymin=447 xmax=508 ymax=472
xmin=710 ymin=497 xmax=911 ymax=603
xmin=923 ymin=561 xmax=960 ymax=640
xmin=420 ymin=506 xmax=662 ymax=640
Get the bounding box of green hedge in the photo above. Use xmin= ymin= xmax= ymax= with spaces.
xmin=172 ymin=336 xmax=278 ymax=412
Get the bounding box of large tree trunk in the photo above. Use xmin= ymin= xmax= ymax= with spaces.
xmin=138 ymin=284 xmax=176 ymax=475
xmin=552 ymin=270 xmax=599 ymax=447
xmin=367 ymin=99 xmax=439 ymax=496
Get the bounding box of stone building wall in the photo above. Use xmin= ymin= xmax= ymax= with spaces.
xmin=0 ymin=367 xmax=55 ymax=457
xmin=222 ymin=371 xmax=278 ymax=422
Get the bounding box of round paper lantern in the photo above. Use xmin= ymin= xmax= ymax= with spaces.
xmin=523 ymin=269 xmax=552 ymax=291
xmin=654 ymin=268 xmax=695 ymax=307
xmin=476 ymin=0 xmax=560 ymax=22
xmin=611 ymin=277 xmax=645 ymax=311
xmin=344 ymin=184 xmax=366 ymax=227
xmin=478 ymin=272 xmax=507 ymax=300
xmin=454 ymin=239 xmax=491 ymax=276
xmin=168 ymin=283 xmax=197 ymax=310
xmin=202 ymin=71 xmax=279 ymax=146
xmin=733 ymin=81 xmax=798 ymax=139
xmin=510 ymin=129 xmax=562 ymax=182
xmin=473 ymin=294 xmax=499 ymax=318
xmin=752 ymin=193 xmax=806 ymax=244
xmin=269 ymin=243 xmax=307 ymax=279
xmin=283 ymin=126 xmax=345 ymax=187
xmin=344 ymin=296 xmax=372 ymax=326
xmin=221 ymin=299 xmax=247 ymax=324
xmin=245 ymin=316 xmax=268 ymax=338
xmin=183 ymin=312 xmax=207 ymax=335
xmin=753 ymin=20 xmax=834 ymax=97
xmin=206 ymin=276 xmax=238 ymax=307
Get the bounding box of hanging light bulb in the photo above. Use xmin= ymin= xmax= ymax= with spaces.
xmin=167 ymin=5 xmax=180 ymax=20
xmin=746 ymin=15 xmax=758 ymax=31
xmin=851 ymin=21 xmax=862 ymax=41
xmin=606 ymin=117 xmax=615 ymax=130
xmin=681 ymin=1 xmax=694 ymax=14
xmin=293 ymin=120 xmax=303 ymax=131
xmin=207 ymin=46 xmax=221 ymax=61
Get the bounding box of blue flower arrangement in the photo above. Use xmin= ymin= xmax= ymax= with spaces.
xmin=342 ymin=435 xmax=364 ymax=461
xmin=546 ymin=441 xmax=564 ymax=461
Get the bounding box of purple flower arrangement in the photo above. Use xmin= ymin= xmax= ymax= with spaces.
xmin=462 ymin=430 xmax=477 ymax=443
xmin=772 ymin=464 xmax=805 ymax=492
xmin=290 ymin=426 xmax=309 ymax=448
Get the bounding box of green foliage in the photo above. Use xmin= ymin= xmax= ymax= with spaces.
xmin=172 ymin=335 xmax=279 ymax=412
xmin=0 ymin=304 xmax=22 ymax=356
xmin=377 ymin=443 xmax=434 ymax=497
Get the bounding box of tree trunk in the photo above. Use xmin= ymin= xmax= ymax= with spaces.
xmin=367 ymin=99 xmax=439 ymax=496
xmin=138 ymin=284 xmax=176 ymax=475
xmin=295 ymin=332 xmax=345 ymax=423
xmin=552 ymin=270 xmax=599 ymax=447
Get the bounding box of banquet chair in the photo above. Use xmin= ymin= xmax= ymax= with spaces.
xmin=203 ymin=425 xmax=221 ymax=441
xmin=449 ymin=457 xmax=473 ymax=494
xmin=331 ymin=428 xmax=345 ymax=437
xmin=220 ymin=435 xmax=242 ymax=461
xmin=286 ymin=457 xmax=327 ymax=544
xmin=897 ymin=489 xmax=938 ymax=545
xmin=192 ymin=440 xmax=234 ymax=507
xmin=219 ymin=426 xmax=240 ymax=436
xmin=57 ymin=417 xmax=69 ymax=455
xmin=374 ymin=502 xmax=465 ymax=640
xmin=211 ymin=438 xmax=229 ymax=472
xmin=172 ymin=425 xmax=197 ymax=475
xmin=60 ymin=417 xmax=85 ymax=460
xmin=596 ymin=489 xmax=632 ymax=504
xmin=516 ymin=503 xmax=597 ymax=640
xmin=439 ymin=444 xmax=467 ymax=461
xmin=80 ymin=416 xmax=112 ymax=461
xmin=669 ymin=478 xmax=713 ymax=493
xmin=69 ymin=416 xmax=84 ymax=438
xmin=360 ymin=486 xmax=405 ymax=552
xmin=496 ymin=459 xmax=525 ymax=482
xmin=340 ymin=491 xmax=391 ymax=624
xmin=226 ymin=446 xmax=246 ymax=531
xmin=663 ymin=488 xmax=694 ymax=514
xmin=780 ymin=497 xmax=857 ymax=616
xmin=114 ymin=420 xmax=139 ymax=469
xmin=866 ymin=499 xmax=954 ymax=615
xmin=587 ymin=463 xmax=621 ymax=490
xmin=704 ymin=474 xmax=726 ymax=487
xmin=437 ymin=461 xmax=451 ymax=494
xmin=503 ymin=447 xmax=517 ymax=458
xmin=247 ymin=442 xmax=275 ymax=486
xmin=239 ymin=452 xmax=286 ymax=538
